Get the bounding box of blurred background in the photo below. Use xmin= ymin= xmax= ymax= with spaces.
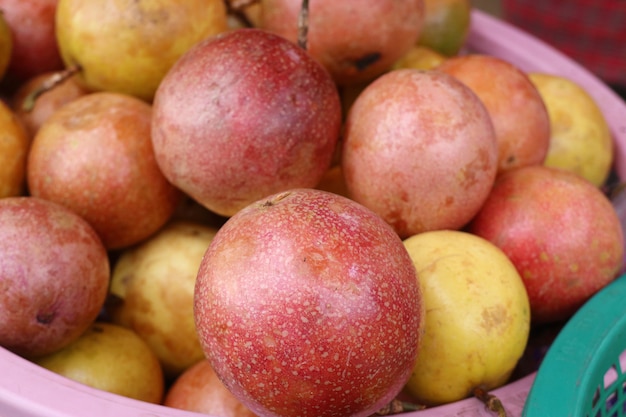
xmin=472 ymin=0 xmax=502 ymax=16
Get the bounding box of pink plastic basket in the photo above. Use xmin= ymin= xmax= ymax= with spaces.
xmin=1 ymin=9 xmax=626 ymax=417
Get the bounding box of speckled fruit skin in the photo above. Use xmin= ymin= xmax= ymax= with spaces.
xmin=259 ymin=0 xmax=424 ymax=86
xmin=55 ymin=0 xmax=229 ymax=101
xmin=0 ymin=197 xmax=110 ymax=358
xmin=107 ymin=220 xmax=219 ymax=379
xmin=35 ymin=322 xmax=165 ymax=404
xmin=528 ymin=72 xmax=613 ymax=187
xmin=402 ymin=230 xmax=531 ymax=405
xmin=0 ymin=100 xmax=29 ymax=198
xmin=438 ymin=54 xmax=551 ymax=175
xmin=27 ymin=92 xmax=182 ymax=250
xmin=0 ymin=0 xmax=63 ymax=83
xmin=12 ymin=71 xmax=89 ymax=139
xmin=152 ymin=28 xmax=342 ymax=218
xmin=342 ymin=69 xmax=498 ymax=239
xmin=164 ymin=359 xmax=257 ymax=417
xmin=468 ymin=165 xmax=625 ymax=324
xmin=194 ymin=188 xmax=424 ymax=417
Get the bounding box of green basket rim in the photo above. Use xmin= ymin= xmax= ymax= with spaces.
xmin=522 ymin=273 xmax=626 ymax=416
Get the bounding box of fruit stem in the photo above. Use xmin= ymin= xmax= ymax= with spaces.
xmin=223 ymin=0 xmax=258 ymax=27
xmin=606 ymin=181 xmax=626 ymax=200
xmin=226 ymin=0 xmax=258 ymax=9
xmin=297 ymin=0 xmax=310 ymax=50
xmin=473 ymin=386 xmax=509 ymax=417
xmin=372 ymin=399 xmax=426 ymax=415
xmin=21 ymin=65 xmax=82 ymax=112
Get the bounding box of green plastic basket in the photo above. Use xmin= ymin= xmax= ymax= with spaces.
xmin=522 ymin=273 xmax=626 ymax=417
